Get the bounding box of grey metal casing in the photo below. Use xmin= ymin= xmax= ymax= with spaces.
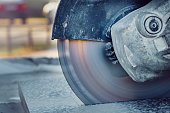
xmin=52 ymin=0 xmax=151 ymax=42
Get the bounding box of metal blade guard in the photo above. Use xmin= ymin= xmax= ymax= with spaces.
xmin=52 ymin=0 xmax=151 ymax=42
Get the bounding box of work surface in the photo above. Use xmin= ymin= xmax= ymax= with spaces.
xmin=0 ymin=58 xmax=170 ymax=113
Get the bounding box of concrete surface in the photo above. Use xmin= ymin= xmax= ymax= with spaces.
xmin=0 ymin=58 xmax=59 ymax=75
xmin=0 ymin=83 xmax=19 ymax=104
xmin=68 ymin=99 xmax=170 ymax=113
xmin=0 ymin=102 xmax=26 ymax=113
xmin=0 ymin=83 xmax=29 ymax=113
xmin=0 ymin=58 xmax=60 ymax=113
xmin=20 ymin=74 xmax=83 ymax=113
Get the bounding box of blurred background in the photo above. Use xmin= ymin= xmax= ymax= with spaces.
xmin=0 ymin=0 xmax=60 ymax=58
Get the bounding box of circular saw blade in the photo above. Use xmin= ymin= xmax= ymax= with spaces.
xmin=57 ymin=40 xmax=170 ymax=105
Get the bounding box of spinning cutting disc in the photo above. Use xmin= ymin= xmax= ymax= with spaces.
xmin=58 ymin=40 xmax=170 ymax=105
